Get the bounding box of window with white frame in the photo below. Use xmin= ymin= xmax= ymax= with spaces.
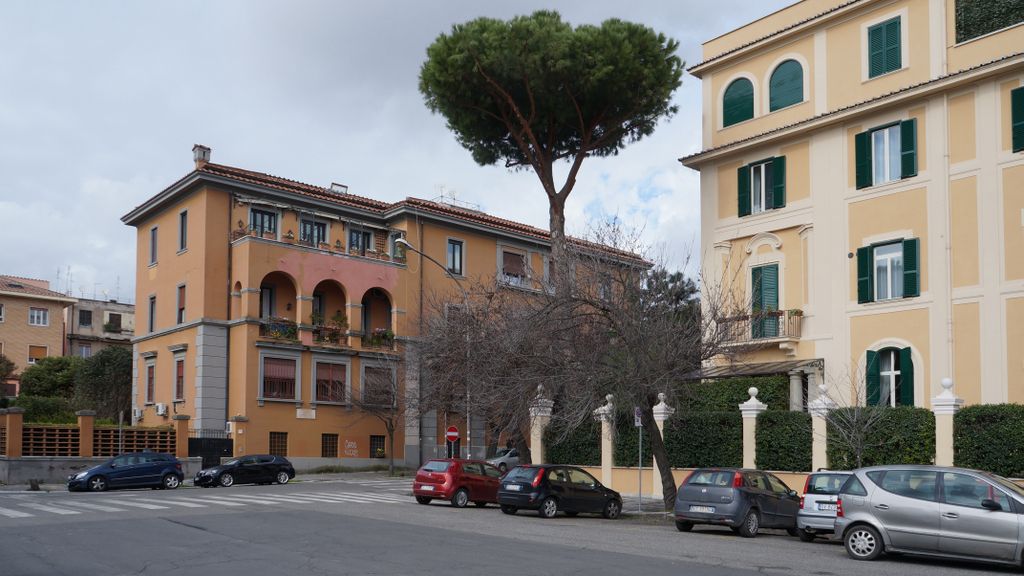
xmin=28 ymin=345 xmax=47 ymax=365
xmin=28 ymin=307 xmax=48 ymax=326
xmin=79 ymin=344 xmax=92 ymax=358
xmin=501 ymin=250 xmax=528 ymax=287
xmin=174 ymin=356 xmax=185 ymax=401
xmin=149 ymin=226 xmax=158 ymax=265
xmin=176 ymin=285 xmax=186 ymax=324
xmin=178 ymin=210 xmax=188 ymax=252
xmin=873 ymin=242 xmax=904 ymax=301
xmin=750 ymin=160 xmax=772 ymax=215
xmin=145 ymin=361 xmax=155 ymax=403
xmin=878 ymin=349 xmax=901 ymax=407
xmin=871 ymin=124 xmax=901 ymax=186
xmin=148 ymin=296 xmax=157 ymax=333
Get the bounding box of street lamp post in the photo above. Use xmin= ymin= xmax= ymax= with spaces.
xmin=396 ymin=238 xmax=474 ymax=459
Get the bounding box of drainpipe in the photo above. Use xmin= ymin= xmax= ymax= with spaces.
xmin=224 ymin=192 xmax=233 ymax=434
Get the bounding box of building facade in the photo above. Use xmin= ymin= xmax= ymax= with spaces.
xmin=122 ymin=146 xmax=571 ymax=468
xmin=684 ymin=0 xmax=1024 ymax=409
xmin=0 ymin=275 xmax=77 ymax=395
xmin=65 ymin=298 xmax=135 ymax=359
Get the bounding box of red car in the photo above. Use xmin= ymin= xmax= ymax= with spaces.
xmin=413 ymin=458 xmax=503 ymax=508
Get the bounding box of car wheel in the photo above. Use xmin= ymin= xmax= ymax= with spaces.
xmin=474 ymin=501 xmax=487 ymax=508
xmin=500 ymin=504 xmax=517 ymax=515
xmin=845 ymin=524 xmax=883 ymax=561
xmin=88 ymin=476 xmax=108 ymax=492
xmin=675 ymin=520 xmax=694 ymax=532
xmin=602 ymin=499 xmax=621 ymax=520
xmin=161 ymin=474 xmax=180 ymax=490
xmin=276 ymin=471 xmax=290 ymax=485
xmin=538 ymin=497 xmax=558 ymax=519
xmin=738 ymin=510 xmax=760 ymax=538
xmin=451 ymin=488 xmax=469 ymax=508
xmin=219 ymin=473 xmax=234 ymax=488
xmin=415 ymin=496 xmax=432 ymax=505
xmin=499 ymin=463 xmax=508 ymax=473
xmin=786 ymin=527 xmax=799 ymax=537
xmin=799 ymin=530 xmax=816 ymax=542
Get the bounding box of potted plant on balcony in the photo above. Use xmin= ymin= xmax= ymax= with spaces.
xmin=261 ymin=229 xmax=276 ymax=240
xmin=318 ymin=241 xmax=331 ymax=251
xmin=330 ymin=310 xmax=348 ymax=331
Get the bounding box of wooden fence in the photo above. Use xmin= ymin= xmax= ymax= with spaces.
xmin=0 ymin=408 xmax=189 ymax=458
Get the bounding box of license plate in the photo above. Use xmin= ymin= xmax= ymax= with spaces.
xmin=817 ymin=503 xmax=837 ymax=512
xmin=506 ymin=484 xmax=521 ymax=491
xmin=420 ymin=485 xmax=434 ymax=491
xmin=689 ymin=505 xmax=715 ymax=513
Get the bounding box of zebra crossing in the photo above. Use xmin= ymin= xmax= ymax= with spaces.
xmin=332 ymin=476 xmax=413 ymax=493
xmin=0 ymin=489 xmax=413 ymax=521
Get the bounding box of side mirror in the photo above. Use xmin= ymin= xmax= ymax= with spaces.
xmin=981 ymin=499 xmax=1003 ymax=511
xmin=787 ymin=490 xmax=798 ymax=498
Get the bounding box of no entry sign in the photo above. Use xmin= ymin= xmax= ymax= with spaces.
xmin=446 ymin=426 xmax=460 ymax=442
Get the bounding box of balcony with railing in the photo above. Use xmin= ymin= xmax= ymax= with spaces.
xmin=719 ymin=309 xmax=803 ymax=356
xmin=259 ymin=317 xmax=299 ymax=341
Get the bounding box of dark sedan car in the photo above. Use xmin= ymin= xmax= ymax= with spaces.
xmin=68 ymin=452 xmax=183 ymax=492
xmin=497 ymin=465 xmax=622 ymax=519
xmin=194 ymin=454 xmax=295 ymax=487
xmin=674 ymin=468 xmax=800 ymax=537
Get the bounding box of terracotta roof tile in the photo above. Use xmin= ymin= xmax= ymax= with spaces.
xmin=0 ymin=275 xmax=73 ymax=300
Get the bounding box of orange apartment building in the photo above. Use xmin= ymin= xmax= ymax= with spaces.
xmin=122 ymin=146 xmax=570 ymax=468
xmin=0 ymin=275 xmax=77 ymax=396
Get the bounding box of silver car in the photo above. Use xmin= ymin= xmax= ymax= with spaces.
xmin=486 ymin=448 xmax=519 ymax=473
xmin=835 ymin=465 xmax=1024 ymax=567
xmin=796 ymin=471 xmax=851 ymax=541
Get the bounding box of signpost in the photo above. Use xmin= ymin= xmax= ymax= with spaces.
xmin=446 ymin=426 xmax=460 ymax=458
xmin=635 ymin=407 xmax=643 ymax=513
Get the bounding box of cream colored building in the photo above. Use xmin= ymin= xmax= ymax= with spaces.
xmin=683 ymin=0 xmax=1024 ymax=409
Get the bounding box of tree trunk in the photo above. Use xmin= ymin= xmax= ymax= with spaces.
xmin=512 ymin=426 xmax=532 ymax=465
xmin=548 ymin=198 xmax=568 ymax=295
xmin=643 ymin=406 xmax=677 ymax=510
xmin=387 ymin=423 xmax=395 ymax=477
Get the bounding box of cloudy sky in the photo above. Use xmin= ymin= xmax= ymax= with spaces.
xmin=0 ymin=0 xmax=791 ymax=303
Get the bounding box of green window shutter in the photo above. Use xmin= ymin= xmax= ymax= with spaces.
xmin=868 ymin=18 xmax=901 ymax=78
xmin=751 ymin=266 xmax=763 ymax=339
xmin=902 ymin=238 xmax=920 ymax=297
xmin=723 ymin=78 xmax=754 ymax=127
xmin=868 ymin=23 xmax=886 ymax=78
xmin=866 ymin=350 xmax=880 ymax=406
xmin=898 ymin=347 xmax=914 ymax=407
xmin=738 ymin=165 xmax=751 ymax=217
xmin=1012 ymin=86 xmax=1024 ymax=153
xmin=769 ymin=60 xmax=803 ymax=112
xmin=855 ymin=131 xmax=872 ymax=189
xmin=761 ymin=264 xmax=779 ymax=337
xmin=857 ymin=246 xmax=874 ymax=303
xmin=900 ymin=118 xmax=917 ymax=178
xmin=883 ymin=18 xmax=902 ymax=74
xmin=772 ymin=156 xmax=786 ymax=209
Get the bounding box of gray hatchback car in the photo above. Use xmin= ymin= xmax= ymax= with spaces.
xmin=835 ymin=465 xmax=1024 ymax=567
xmin=674 ymin=468 xmax=800 ymax=537
xmin=797 ymin=471 xmax=852 ymax=541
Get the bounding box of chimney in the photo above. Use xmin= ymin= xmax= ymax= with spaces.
xmin=330 ymin=182 xmax=349 ymax=195
xmin=193 ymin=144 xmax=211 ymax=169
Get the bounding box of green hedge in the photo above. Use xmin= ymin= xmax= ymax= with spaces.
xmin=614 ymin=414 xmax=653 ymax=467
xmin=827 ymin=406 xmax=934 ymax=469
xmin=679 ymin=376 xmax=789 ymax=412
xmin=544 ymin=418 xmax=600 ymax=466
xmin=664 ymin=412 xmax=742 ymax=468
xmin=954 ymin=404 xmax=1024 ymax=477
xmin=756 ymin=411 xmax=811 ymax=471
xmin=955 ymin=0 xmax=1024 ymax=43
xmin=11 ymin=396 xmax=77 ymax=424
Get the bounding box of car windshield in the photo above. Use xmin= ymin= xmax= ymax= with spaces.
xmin=493 ymin=448 xmax=511 ymax=457
xmin=806 ymin=474 xmax=848 ymax=495
xmin=421 ymin=461 xmax=451 ymax=472
xmin=686 ymin=470 xmax=735 ymax=487
xmin=503 ymin=467 xmax=539 ymax=482
xmin=223 ymin=459 xmax=240 ymax=466
xmin=986 ymin=473 xmax=1024 ymax=499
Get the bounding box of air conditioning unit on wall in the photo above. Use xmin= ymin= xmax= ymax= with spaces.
xmin=155 ymin=403 xmax=168 ymax=416
xmin=132 ymin=407 xmax=143 ymax=421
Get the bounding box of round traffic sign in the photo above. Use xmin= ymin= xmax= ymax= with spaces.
xmin=446 ymin=426 xmax=460 ymax=442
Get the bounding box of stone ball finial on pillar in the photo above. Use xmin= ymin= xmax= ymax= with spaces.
xmin=748 ymin=387 xmax=759 ymax=399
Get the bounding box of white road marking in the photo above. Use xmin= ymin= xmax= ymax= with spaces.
xmin=134 ymin=498 xmax=207 ymax=508
xmin=185 ymin=497 xmax=246 ymax=507
xmin=59 ymin=501 xmax=127 ymax=512
xmin=99 ymin=499 xmax=168 ymax=510
xmin=0 ymin=506 xmax=33 ymax=518
xmin=197 ymin=494 xmax=279 ymax=505
xmin=19 ymin=503 xmax=80 ymax=515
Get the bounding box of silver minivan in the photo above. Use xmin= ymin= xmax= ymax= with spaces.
xmin=835 ymin=465 xmax=1024 ymax=567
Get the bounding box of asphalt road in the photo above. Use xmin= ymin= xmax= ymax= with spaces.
xmin=0 ymin=474 xmax=1016 ymax=576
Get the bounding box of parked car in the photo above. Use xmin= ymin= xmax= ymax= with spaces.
xmin=67 ymin=452 xmax=183 ymax=492
xmin=673 ymin=468 xmax=800 ymax=537
xmin=487 ymin=448 xmax=520 ymax=473
xmin=796 ymin=471 xmax=852 ymax=541
xmin=496 ymin=465 xmax=622 ymax=519
xmin=835 ymin=465 xmax=1024 ymax=567
xmin=193 ymin=454 xmax=295 ymax=487
xmin=413 ymin=458 xmax=503 ymax=507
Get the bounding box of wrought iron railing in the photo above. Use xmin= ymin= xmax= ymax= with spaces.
xmin=719 ymin=309 xmax=803 ymax=345
xmin=259 ymin=317 xmax=298 ymax=340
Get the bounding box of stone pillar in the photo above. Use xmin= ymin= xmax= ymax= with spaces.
xmin=788 ymin=371 xmax=804 ymax=411
xmin=529 ymin=385 xmax=554 ymax=465
xmin=76 ymin=410 xmax=96 ymax=458
xmin=3 ymin=407 xmax=25 ymax=458
xmin=932 ymin=377 xmax=963 ymax=467
xmin=592 ymin=394 xmax=614 ymax=488
xmin=739 ymin=388 xmax=767 ymax=469
xmin=651 ymin=393 xmax=675 ymax=499
xmin=230 ymin=415 xmax=248 ymax=455
xmin=807 ymin=383 xmax=835 ymax=471
xmin=172 ymin=414 xmax=190 ymax=459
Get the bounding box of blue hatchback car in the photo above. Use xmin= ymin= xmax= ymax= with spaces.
xmin=67 ymin=452 xmax=184 ymax=492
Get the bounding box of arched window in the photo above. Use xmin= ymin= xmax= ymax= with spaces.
xmin=866 ymin=347 xmax=914 ymax=407
xmin=723 ymin=78 xmax=754 ymax=127
xmin=769 ymin=60 xmax=803 ymax=112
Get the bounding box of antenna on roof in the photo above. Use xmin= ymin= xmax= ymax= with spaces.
xmin=431 ymin=186 xmax=483 ymax=213
xmin=329 ymin=182 xmax=349 ymax=195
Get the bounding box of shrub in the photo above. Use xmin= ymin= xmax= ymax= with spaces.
xmin=664 ymin=412 xmax=743 ymax=468
xmin=544 ymin=418 xmax=600 ymax=466
xmin=614 ymin=413 xmax=653 ymax=467
xmin=11 ymin=395 xmax=76 ymax=424
xmin=954 ymin=404 xmax=1024 ymax=477
xmin=827 ymin=406 xmax=934 ymax=469
xmin=756 ymin=411 xmax=811 ymax=471
xmin=679 ymin=375 xmax=789 ymax=412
